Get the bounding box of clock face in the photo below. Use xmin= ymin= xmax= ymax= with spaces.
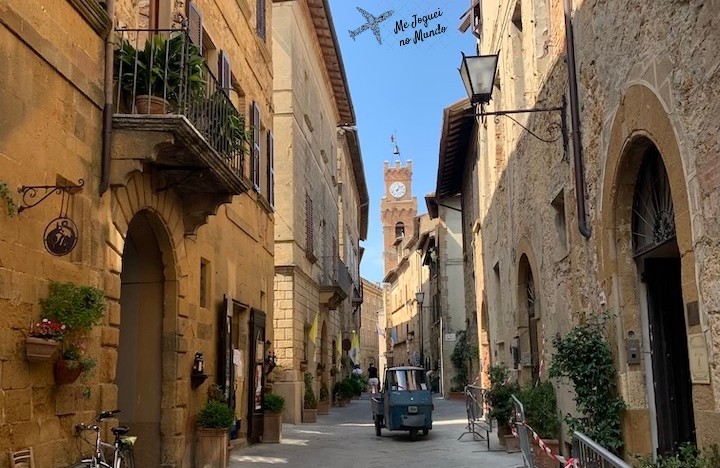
xmin=389 ymin=182 xmax=406 ymax=198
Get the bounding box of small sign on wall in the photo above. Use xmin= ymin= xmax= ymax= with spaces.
xmin=688 ymin=333 xmax=710 ymax=384
xmin=444 ymin=333 xmax=456 ymax=342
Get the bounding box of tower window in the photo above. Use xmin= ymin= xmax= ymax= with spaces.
xmin=395 ymin=222 xmax=405 ymax=239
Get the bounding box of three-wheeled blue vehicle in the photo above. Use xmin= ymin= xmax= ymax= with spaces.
xmin=371 ymin=366 xmax=433 ymax=441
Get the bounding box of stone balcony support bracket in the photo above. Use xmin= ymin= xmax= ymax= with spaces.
xmin=112 ymin=115 xmax=250 ymax=235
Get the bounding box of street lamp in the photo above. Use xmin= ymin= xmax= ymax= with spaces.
xmin=415 ymin=292 xmax=425 ymax=368
xmin=458 ymin=52 xmax=568 ymax=151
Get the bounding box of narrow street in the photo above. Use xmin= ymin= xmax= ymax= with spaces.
xmin=230 ymin=395 xmax=523 ymax=467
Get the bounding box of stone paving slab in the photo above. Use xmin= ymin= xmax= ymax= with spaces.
xmin=230 ymin=394 xmax=526 ymax=467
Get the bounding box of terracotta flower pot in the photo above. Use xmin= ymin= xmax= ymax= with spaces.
xmin=25 ymin=337 xmax=60 ymax=362
xmin=531 ymin=439 xmax=561 ymax=468
xmin=54 ymin=359 xmax=83 ymax=384
xmin=135 ymin=95 xmax=171 ymax=114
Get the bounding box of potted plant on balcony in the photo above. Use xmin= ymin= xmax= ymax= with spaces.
xmin=317 ymin=381 xmax=331 ymax=415
xmin=196 ymin=387 xmax=235 ymax=468
xmin=516 ymin=381 xmax=561 ymax=467
xmin=116 ymin=33 xmax=205 ymax=114
xmin=302 ymin=372 xmax=318 ymax=423
xmin=25 ymin=318 xmax=65 ymax=362
xmin=262 ymin=393 xmax=285 ymax=443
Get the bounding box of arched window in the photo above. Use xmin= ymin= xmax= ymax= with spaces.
xmin=632 ymin=146 xmax=675 ymax=257
xmin=395 ymin=222 xmax=405 ymax=238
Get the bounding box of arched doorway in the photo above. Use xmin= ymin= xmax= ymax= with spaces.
xmin=632 ymin=145 xmax=695 ymax=455
xmin=517 ymin=254 xmax=539 ymax=385
xmin=118 ymin=210 xmax=166 ymax=467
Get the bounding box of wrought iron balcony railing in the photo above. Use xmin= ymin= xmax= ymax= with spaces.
xmin=114 ymin=28 xmax=245 ymax=176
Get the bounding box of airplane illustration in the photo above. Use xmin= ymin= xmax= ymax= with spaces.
xmin=348 ymin=7 xmax=394 ymax=45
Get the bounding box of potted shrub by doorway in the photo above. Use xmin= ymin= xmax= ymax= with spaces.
xmin=516 ymin=381 xmax=561 ymax=467
xmin=262 ymin=393 xmax=285 ymax=443
xmin=302 ymin=372 xmax=318 ymax=423
xmin=196 ymin=396 xmax=234 ymax=468
xmin=334 ymin=378 xmax=354 ymax=407
xmin=487 ymin=364 xmax=519 ymax=448
xmin=317 ymin=381 xmax=331 ymax=415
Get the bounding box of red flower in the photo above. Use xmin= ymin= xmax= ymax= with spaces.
xmin=29 ymin=318 xmax=66 ymax=340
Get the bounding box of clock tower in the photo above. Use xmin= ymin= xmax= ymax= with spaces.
xmin=381 ymin=160 xmax=417 ymax=275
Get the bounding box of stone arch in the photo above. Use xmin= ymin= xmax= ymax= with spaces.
xmin=599 ymin=84 xmax=703 ymax=455
xmin=106 ymin=171 xmax=190 ymax=465
xmin=514 ymin=237 xmax=542 ymax=385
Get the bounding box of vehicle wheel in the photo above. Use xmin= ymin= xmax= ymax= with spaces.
xmin=422 ymin=428 xmax=429 ymax=436
xmin=409 ymin=429 xmax=418 ymax=441
xmin=375 ymin=421 xmax=382 ymax=437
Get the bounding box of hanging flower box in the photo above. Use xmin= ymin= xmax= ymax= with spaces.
xmin=54 ymin=359 xmax=83 ymax=385
xmin=25 ymin=337 xmax=60 ymax=362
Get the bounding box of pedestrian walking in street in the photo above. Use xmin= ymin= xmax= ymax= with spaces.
xmin=368 ymin=362 xmax=379 ymax=393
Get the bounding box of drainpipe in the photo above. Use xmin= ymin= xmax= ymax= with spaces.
xmin=99 ymin=0 xmax=116 ymax=196
xmin=564 ymin=0 xmax=591 ymax=238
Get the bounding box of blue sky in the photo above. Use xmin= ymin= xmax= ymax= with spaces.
xmin=327 ymin=0 xmax=473 ymax=283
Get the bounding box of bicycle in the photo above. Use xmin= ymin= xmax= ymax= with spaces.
xmin=71 ymin=409 xmax=136 ymax=468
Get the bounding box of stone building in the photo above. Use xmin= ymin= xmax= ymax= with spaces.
xmin=421 ymin=194 xmax=469 ymax=396
xmin=383 ymin=213 xmax=435 ymax=368
xmin=0 ymin=0 xmax=275 ymax=465
xmin=439 ymin=0 xmax=720 ymax=460
xmin=359 ymin=278 xmax=382 ymax=375
xmin=271 ymin=0 xmax=368 ymax=424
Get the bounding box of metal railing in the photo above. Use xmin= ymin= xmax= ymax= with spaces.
xmin=114 ymin=28 xmax=245 ymax=176
xmin=511 ymin=394 xmax=533 ymax=467
xmin=572 ymin=431 xmax=631 ymax=468
xmin=458 ymin=385 xmax=491 ymax=449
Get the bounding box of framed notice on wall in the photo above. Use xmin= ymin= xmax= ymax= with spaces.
xmin=688 ymin=333 xmax=710 ymax=384
xmin=256 ymin=340 xmax=264 ymax=363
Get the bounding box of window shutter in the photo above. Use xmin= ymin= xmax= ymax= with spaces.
xmin=187 ymin=2 xmax=203 ymax=53
xmin=256 ymin=0 xmax=266 ymax=41
xmin=251 ymin=102 xmax=261 ymax=191
xmin=305 ymin=193 xmax=313 ymax=255
xmin=219 ymin=51 xmax=231 ymax=97
xmin=267 ymin=131 xmax=274 ymax=208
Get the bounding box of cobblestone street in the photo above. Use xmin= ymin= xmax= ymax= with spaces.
xmin=230 ymin=395 xmax=524 ymax=468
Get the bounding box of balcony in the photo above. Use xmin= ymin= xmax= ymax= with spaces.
xmin=110 ymin=28 xmax=249 ymax=234
xmin=319 ymin=257 xmax=353 ymax=309
xmin=351 ymin=279 xmax=363 ymax=307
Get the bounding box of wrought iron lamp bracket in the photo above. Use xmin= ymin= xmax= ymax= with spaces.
xmin=17 ymin=179 xmax=84 ymax=214
xmin=477 ymin=96 xmax=568 ymax=154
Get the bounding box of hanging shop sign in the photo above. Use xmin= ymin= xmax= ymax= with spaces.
xmin=18 ymin=179 xmax=84 ymax=256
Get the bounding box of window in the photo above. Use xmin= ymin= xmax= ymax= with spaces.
xmin=305 ymin=192 xmax=314 ymax=256
xmin=187 ymin=1 xmax=203 ymax=53
xmin=395 ymin=222 xmax=405 ymax=238
xmin=256 ymin=0 xmax=266 ymax=41
xmin=218 ymin=51 xmax=231 ymax=97
xmin=551 ymin=190 xmax=567 ymax=252
xmin=250 ymin=102 xmax=261 ymax=190
xmin=200 ymin=259 xmax=210 ymax=308
xmin=267 ymin=131 xmax=274 ymax=207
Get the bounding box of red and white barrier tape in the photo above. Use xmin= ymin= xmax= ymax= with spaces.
xmin=510 ymin=420 xmax=578 ymax=468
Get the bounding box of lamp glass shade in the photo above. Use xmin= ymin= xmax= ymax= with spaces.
xmin=415 ymin=292 xmax=425 ymax=305
xmin=459 ymin=53 xmax=499 ymax=105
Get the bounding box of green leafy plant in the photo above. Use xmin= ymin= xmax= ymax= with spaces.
xmin=515 ymin=380 xmax=560 ymax=439
xmin=199 ymin=91 xmax=249 ymax=156
xmin=197 ymin=400 xmax=235 ymax=429
xmin=41 ymin=282 xmax=106 ymax=334
xmin=349 ymin=373 xmax=367 ymax=396
xmin=340 ymin=355 xmax=353 ymax=371
xmin=319 ymin=382 xmax=330 ymax=402
xmin=303 ymin=372 xmax=317 ymax=409
xmin=116 ymin=33 xmax=205 ymax=104
xmin=635 ymin=443 xmax=720 ymax=468
xmin=330 ymin=366 xmax=339 ymax=377
xmin=486 ymin=364 xmax=519 ymax=426
xmin=0 ymin=181 xmax=16 ymax=216
xmin=263 ymin=393 xmax=286 ymax=413
xmin=450 ymin=329 xmax=479 ymax=391
xmin=333 ymin=379 xmax=354 ymax=401
xmin=549 ymin=313 xmax=626 ymax=455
